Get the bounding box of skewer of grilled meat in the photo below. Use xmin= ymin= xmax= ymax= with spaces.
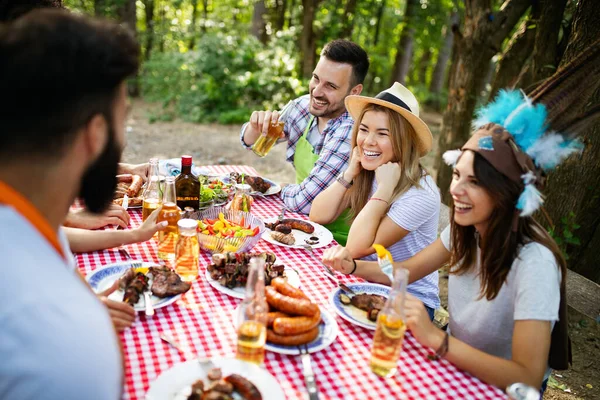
xmin=122 ymin=272 xmax=149 ymax=305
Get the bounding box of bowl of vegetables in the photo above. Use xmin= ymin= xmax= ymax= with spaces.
xmin=191 ymin=207 xmax=264 ymax=254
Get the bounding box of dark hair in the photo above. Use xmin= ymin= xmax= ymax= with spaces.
xmin=321 ymin=39 xmax=369 ymax=87
xmin=0 ymin=9 xmax=139 ymax=161
xmin=449 ymin=151 xmax=567 ymax=300
xmin=0 ymin=0 xmax=63 ymax=21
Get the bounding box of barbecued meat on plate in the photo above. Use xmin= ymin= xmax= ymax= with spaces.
xmin=149 ymin=266 xmax=191 ymax=297
xmin=123 ymin=272 xmax=149 ymax=305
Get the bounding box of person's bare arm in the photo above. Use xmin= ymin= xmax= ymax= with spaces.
xmin=322 ymin=238 xmax=450 ymax=285
xmin=405 ymin=294 xmax=550 ymax=389
xmin=64 ymin=205 xmax=129 ymax=229
xmin=118 ymin=163 xmax=149 ymax=181
xmin=65 ymin=207 xmax=166 ymax=252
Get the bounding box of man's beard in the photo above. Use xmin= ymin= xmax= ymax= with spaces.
xmin=79 ymin=126 xmax=122 ymax=214
xmin=309 ymin=92 xmax=349 ymax=119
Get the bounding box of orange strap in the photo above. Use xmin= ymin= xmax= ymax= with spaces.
xmin=0 ymin=180 xmax=66 ymax=260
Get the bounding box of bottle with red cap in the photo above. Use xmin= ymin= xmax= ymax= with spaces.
xmin=175 ymin=155 xmax=200 ymax=210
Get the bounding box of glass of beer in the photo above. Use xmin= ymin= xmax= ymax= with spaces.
xmin=251 ymin=120 xmax=285 ymax=158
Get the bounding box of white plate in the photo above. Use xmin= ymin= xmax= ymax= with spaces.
xmin=205 ymin=266 xmax=301 ymax=300
xmin=87 ymin=261 xmax=184 ymax=312
xmin=329 ymin=283 xmax=390 ymax=330
xmin=262 ymin=218 xmax=333 ymax=249
xmin=233 ymin=306 xmax=338 ymax=355
xmin=221 ymin=175 xmax=281 ymax=197
xmin=146 ymin=357 xmax=284 ymax=400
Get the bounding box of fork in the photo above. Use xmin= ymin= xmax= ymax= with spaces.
xmin=118 ymin=248 xmax=142 ymax=269
xmin=297 ymin=344 xmax=319 ymax=400
xmin=277 ymin=205 xmax=287 ymax=221
xmin=160 ymin=333 xmax=216 ymax=371
xmin=300 ymin=244 xmax=356 ymax=295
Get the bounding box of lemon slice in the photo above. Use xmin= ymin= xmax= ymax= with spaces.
xmin=134 ymin=267 xmax=149 ymax=274
xmin=373 ymin=244 xmax=393 ymax=263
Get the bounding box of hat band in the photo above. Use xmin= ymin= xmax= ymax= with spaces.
xmin=376 ymin=92 xmax=412 ymax=113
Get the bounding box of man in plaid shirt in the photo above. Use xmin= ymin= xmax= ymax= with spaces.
xmin=241 ymin=40 xmax=369 ymax=214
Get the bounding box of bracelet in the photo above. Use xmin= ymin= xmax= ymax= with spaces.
xmin=336 ymin=173 xmax=353 ymax=189
xmin=348 ymin=259 xmax=357 ymax=275
xmin=429 ymin=331 xmax=450 ymax=360
xmin=370 ymin=197 xmax=389 ymax=204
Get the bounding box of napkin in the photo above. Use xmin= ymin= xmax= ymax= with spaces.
xmin=159 ymin=158 xmax=210 ymax=177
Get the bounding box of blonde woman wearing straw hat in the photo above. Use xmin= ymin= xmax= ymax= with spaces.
xmin=310 ymin=82 xmax=441 ymax=318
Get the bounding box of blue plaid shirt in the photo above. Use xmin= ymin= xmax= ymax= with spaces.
xmin=240 ymin=95 xmax=354 ymax=214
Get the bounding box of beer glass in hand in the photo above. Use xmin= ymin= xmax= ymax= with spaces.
xmin=251 ymin=102 xmax=291 ymax=157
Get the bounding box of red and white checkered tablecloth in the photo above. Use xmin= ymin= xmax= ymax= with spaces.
xmin=75 ymin=165 xmax=507 ymax=400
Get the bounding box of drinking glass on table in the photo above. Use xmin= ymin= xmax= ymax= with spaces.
xmin=142 ymin=158 xmax=162 ymax=221
xmin=236 ymin=257 xmax=268 ymax=365
xmin=251 ymin=101 xmax=292 ymax=157
xmin=370 ymin=268 xmax=409 ymax=377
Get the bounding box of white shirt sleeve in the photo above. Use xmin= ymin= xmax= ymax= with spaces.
xmin=387 ymin=184 xmax=439 ymax=232
xmin=513 ymin=243 xmax=561 ymax=322
xmin=440 ymin=225 xmax=451 ymax=251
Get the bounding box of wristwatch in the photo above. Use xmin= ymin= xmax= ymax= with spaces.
xmin=336 ymin=172 xmax=353 ymax=189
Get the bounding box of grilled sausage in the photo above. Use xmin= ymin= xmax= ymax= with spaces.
xmin=223 ymin=374 xmax=262 ymax=400
xmin=126 ymin=175 xmax=144 ymax=197
xmin=280 ymin=219 xmax=315 ymax=234
xmin=116 ymin=174 xmax=133 ymax=183
xmin=271 ymin=277 xmax=308 ymax=300
xmin=273 ymin=308 xmax=321 ymax=335
xmin=267 ymin=311 xmax=290 ymax=328
xmin=265 ymin=286 xmax=318 ymax=317
xmin=267 ymin=326 xmax=319 ymax=346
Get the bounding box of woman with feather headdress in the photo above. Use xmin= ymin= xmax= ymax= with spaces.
xmin=322 ymin=39 xmax=600 ymax=392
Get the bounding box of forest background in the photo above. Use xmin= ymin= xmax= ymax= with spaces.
xmin=64 ymin=0 xmax=599 ymax=397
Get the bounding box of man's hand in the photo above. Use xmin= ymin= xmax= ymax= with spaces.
xmin=244 ymin=110 xmax=284 ymax=146
xmin=64 ymin=204 xmax=130 ymax=229
xmin=98 ymin=280 xmax=136 ymax=332
xmin=119 ymin=162 xmax=149 ymax=182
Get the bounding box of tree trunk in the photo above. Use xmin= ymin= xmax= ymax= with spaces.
xmin=434 ymin=0 xmax=531 ymax=204
xmin=142 ymin=0 xmax=155 ymax=61
xmin=188 ymin=0 xmax=199 ymax=50
xmin=300 ymin=0 xmax=318 ymax=78
xmin=390 ymin=0 xmax=418 ymax=85
xmin=158 ymin=3 xmax=166 ymax=52
xmin=116 ymin=0 xmax=139 ymax=97
xmin=417 ymin=49 xmax=432 ymax=85
xmin=275 ymin=0 xmax=287 ymax=31
xmin=530 ymin=0 xmax=568 ymax=84
xmin=251 ymin=0 xmax=268 ymax=44
xmin=428 ymin=12 xmax=458 ymax=111
xmin=201 ymin=0 xmax=209 ymax=33
xmin=489 ymin=11 xmax=538 ymax=100
xmin=339 ymin=0 xmax=358 ymax=39
xmin=542 ymin=0 xmax=600 ymax=283
xmin=373 ymin=0 xmax=386 ymax=46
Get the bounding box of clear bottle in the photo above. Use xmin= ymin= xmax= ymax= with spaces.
xmin=230 ymin=183 xmax=253 ymax=213
xmin=236 ymin=257 xmax=268 ymax=365
xmin=157 ymin=176 xmax=181 ymax=262
xmin=175 ymin=155 xmax=201 ymax=210
xmin=142 ymin=158 xmax=162 ymax=221
xmin=370 ymin=245 xmax=409 ymax=377
xmin=174 ymin=218 xmax=200 ymax=282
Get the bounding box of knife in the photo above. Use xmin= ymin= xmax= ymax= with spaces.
xmin=122 ymin=194 xmax=129 ymax=211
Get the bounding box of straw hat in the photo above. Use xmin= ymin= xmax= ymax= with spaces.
xmin=345 ymin=82 xmax=433 ymax=156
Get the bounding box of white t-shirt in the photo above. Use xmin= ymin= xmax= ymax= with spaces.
xmin=440 ymin=226 xmax=561 ymax=361
xmin=0 ymin=206 xmax=123 ymax=399
xmin=363 ymin=175 xmax=441 ymax=309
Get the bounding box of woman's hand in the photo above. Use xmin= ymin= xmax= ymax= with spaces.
xmin=343 ymin=147 xmax=363 ymax=182
xmin=374 ymin=162 xmax=401 ymax=191
xmin=64 ymin=204 xmax=130 ymax=229
xmin=119 ymin=163 xmax=149 ymax=182
xmin=322 ymin=245 xmax=355 ymax=274
xmin=405 ymin=293 xmax=443 ymax=349
xmin=131 ymin=206 xmax=168 ymax=243
xmin=98 ymin=280 xmax=136 ymax=332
